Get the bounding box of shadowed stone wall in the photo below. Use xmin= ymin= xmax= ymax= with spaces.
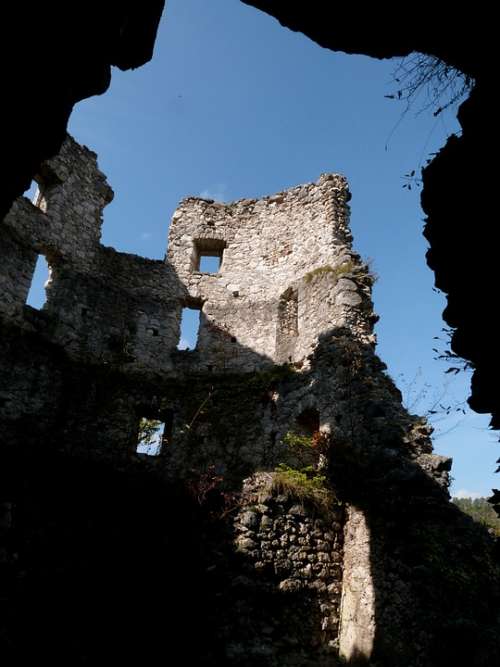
xmin=1 ymin=135 xmax=498 ymax=666
xmin=241 ymin=1 xmax=500 ymax=511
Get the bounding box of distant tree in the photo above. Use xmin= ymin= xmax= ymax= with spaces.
xmin=453 ymin=496 xmax=500 ymax=536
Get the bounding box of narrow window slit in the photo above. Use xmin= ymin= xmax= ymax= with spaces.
xmin=26 ymin=255 xmax=50 ymax=309
xmin=276 ymin=286 xmax=299 ymax=363
xmin=177 ymin=304 xmax=201 ymax=350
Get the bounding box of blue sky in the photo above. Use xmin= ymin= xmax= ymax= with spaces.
xmin=27 ymin=0 xmax=496 ymax=497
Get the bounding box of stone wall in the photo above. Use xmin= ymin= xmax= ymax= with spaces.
xmin=225 ymin=472 xmax=344 ymax=665
xmin=1 ymin=135 xmax=499 ymax=666
xmin=1 ymin=136 xmax=370 ymax=377
xmin=241 ymin=1 xmax=500 ymax=511
xmin=167 ymin=172 xmax=372 ymax=372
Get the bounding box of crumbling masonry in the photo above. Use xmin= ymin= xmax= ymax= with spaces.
xmin=1 ymin=136 xmax=498 ymax=666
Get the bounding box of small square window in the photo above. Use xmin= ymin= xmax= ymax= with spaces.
xmin=193 ymin=238 xmax=226 ymax=273
xmin=199 ymin=255 xmax=221 ymax=273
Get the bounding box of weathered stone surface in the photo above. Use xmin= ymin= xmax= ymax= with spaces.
xmin=0 ymin=135 xmax=498 ymax=666
xmin=241 ymin=0 xmax=500 ymax=505
xmin=227 ymin=472 xmax=344 ymax=662
xmin=339 ymin=506 xmax=375 ymax=661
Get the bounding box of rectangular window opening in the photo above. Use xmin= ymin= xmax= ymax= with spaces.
xmin=136 ymin=410 xmax=173 ymax=456
xmin=199 ymin=254 xmax=221 ymax=273
xmin=177 ymin=304 xmax=201 ymax=351
xmin=194 ymin=238 xmax=226 ymax=273
xmin=26 ymin=254 xmax=51 ymax=309
xmin=136 ymin=418 xmax=165 ymax=456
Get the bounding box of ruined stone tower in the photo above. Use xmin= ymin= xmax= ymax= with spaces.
xmin=1 ymin=136 xmax=498 ymax=666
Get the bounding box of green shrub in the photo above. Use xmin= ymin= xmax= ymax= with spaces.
xmin=272 ymin=463 xmax=332 ymax=513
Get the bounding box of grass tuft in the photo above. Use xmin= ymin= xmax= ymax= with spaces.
xmin=303 ymin=260 xmax=356 ymax=284
xmin=272 ymin=464 xmax=334 ymax=514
